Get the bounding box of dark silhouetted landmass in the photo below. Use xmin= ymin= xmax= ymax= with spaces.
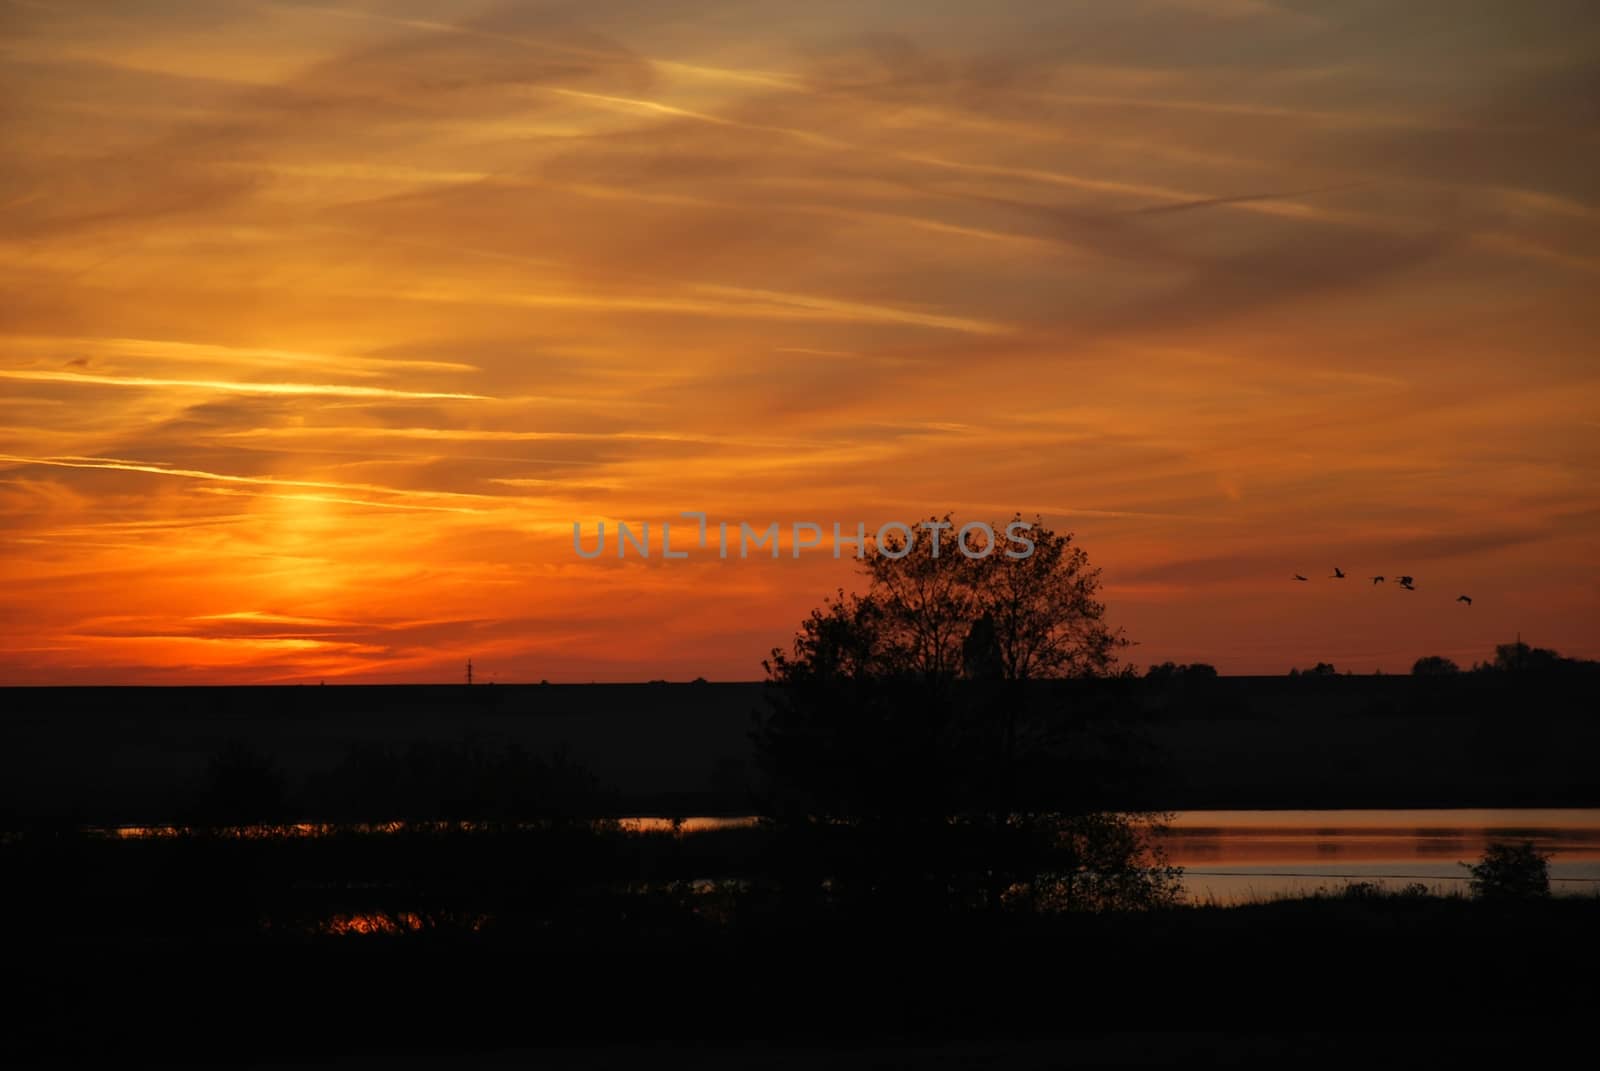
xmin=3 ymin=667 xmax=1598 ymax=1061
xmin=3 ymin=668 xmax=1598 ymax=828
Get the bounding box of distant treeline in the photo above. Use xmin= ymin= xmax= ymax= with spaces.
xmin=2 ymin=654 xmax=1597 ymax=829
xmin=1273 ymin=639 xmax=1600 ymax=679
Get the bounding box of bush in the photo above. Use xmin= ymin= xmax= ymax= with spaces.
xmin=186 ymin=741 xmax=287 ymax=825
xmin=1464 ymin=841 xmax=1551 ymax=900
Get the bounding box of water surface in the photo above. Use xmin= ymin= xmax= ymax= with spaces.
xmin=101 ymin=808 xmax=1600 ymax=903
xmin=1158 ymin=808 xmax=1600 ymax=902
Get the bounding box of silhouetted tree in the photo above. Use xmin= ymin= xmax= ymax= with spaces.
xmin=1412 ymin=655 xmax=1461 ymax=676
xmin=309 ymin=740 xmax=613 ymax=827
xmin=756 ymin=515 xmax=1176 ymax=914
xmin=962 ymin=613 xmax=1004 ymax=682
xmin=186 ymin=741 xmax=287 ymax=826
xmin=1146 ymin=662 xmax=1217 ymax=683
xmin=766 ymin=514 xmax=1127 ymax=686
xmin=1464 ymin=841 xmax=1551 ymax=900
xmin=854 ymin=513 xmax=1128 ymax=681
xmin=1490 ymin=641 xmax=1565 ymax=674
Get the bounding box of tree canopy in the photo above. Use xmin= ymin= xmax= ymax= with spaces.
xmin=764 ymin=513 xmax=1128 ymax=687
xmin=754 ymin=514 xmax=1178 ymax=914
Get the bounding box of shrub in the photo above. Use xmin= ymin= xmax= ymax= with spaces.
xmin=1464 ymin=841 xmax=1551 ymax=900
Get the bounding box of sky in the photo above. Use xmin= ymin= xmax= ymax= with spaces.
xmin=1 ymin=0 xmax=1595 ymax=684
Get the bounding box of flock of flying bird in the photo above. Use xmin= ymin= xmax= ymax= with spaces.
xmin=1292 ymin=567 xmax=1472 ymax=606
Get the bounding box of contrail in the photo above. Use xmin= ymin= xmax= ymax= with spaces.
xmin=0 ymin=454 xmax=490 ymax=510
xmin=0 ymin=369 xmax=488 ymax=400
xmin=349 ymin=283 xmax=1007 ymax=335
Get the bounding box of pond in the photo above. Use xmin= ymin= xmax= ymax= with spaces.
xmin=623 ymin=808 xmax=1600 ymax=902
xmin=1158 ymin=808 xmax=1600 ymax=902
xmin=100 ymin=808 xmax=1600 ymax=904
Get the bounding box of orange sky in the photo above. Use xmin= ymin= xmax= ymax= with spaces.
xmin=1 ymin=1 xmax=1595 ymax=684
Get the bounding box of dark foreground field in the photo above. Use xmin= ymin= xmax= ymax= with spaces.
xmin=8 ymin=889 xmax=1597 ymax=1063
xmin=3 ymin=674 xmax=1598 ymax=822
xmin=4 ymin=677 xmax=1596 ymax=1063
xmin=4 ymin=821 xmax=1597 ymax=1063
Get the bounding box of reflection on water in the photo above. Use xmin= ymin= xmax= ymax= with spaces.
xmin=316 ymin=911 xmax=490 ymax=936
xmin=618 ymin=817 xmax=757 ymax=834
xmin=1157 ymin=809 xmax=1600 ymax=903
xmin=104 ymin=819 xmax=625 ymax=839
xmin=99 ymin=808 xmax=1600 ymax=905
xmin=321 ymin=911 xmax=427 ymax=936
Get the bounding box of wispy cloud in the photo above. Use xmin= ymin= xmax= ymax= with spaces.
xmin=0 ymin=335 xmax=480 ymax=375
xmin=0 ymin=454 xmax=492 ymax=509
xmin=0 ymin=370 xmax=488 ymax=400
xmin=0 ymin=0 xmax=1594 ymax=681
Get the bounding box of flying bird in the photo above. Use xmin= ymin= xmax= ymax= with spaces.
xmin=1331 ymin=567 xmax=1346 ymax=578
xmin=1457 ymin=595 xmax=1472 ymax=606
xmin=1293 ymin=574 xmax=1308 ymax=581
xmin=1370 ymin=576 xmax=1385 ymax=584
xmin=1397 ymin=575 xmax=1415 ymax=590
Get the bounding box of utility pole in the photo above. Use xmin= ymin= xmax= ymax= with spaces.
xmin=466 ymin=658 xmax=473 ymax=686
